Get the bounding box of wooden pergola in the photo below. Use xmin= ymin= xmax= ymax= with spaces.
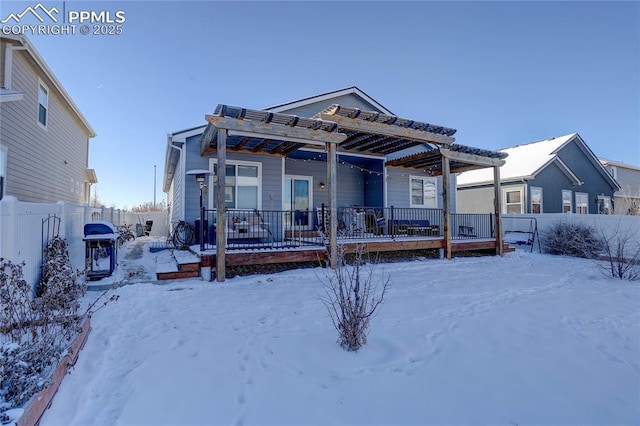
xmin=201 ymin=104 xmax=507 ymax=282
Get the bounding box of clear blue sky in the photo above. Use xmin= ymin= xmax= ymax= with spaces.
xmin=8 ymin=1 xmax=639 ymax=209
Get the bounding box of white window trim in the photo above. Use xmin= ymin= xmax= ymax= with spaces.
xmin=37 ymin=79 xmax=49 ymax=130
xmin=208 ymin=158 xmax=262 ymax=210
xmin=576 ymin=192 xmax=589 ymax=214
xmin=409 ymin=175 xmax=438 ymax=208
xmin=503 ymin=187 xmax=524 ymax=214
xmin=610 ymin=166 xmax=618 ymax=180
xmin=530 ymin=186 xmax=543 ymax=214
xmin=562 ymin=189 xmax=573 ymax=213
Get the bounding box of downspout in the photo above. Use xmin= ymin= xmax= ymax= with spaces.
xmin=167 ymin=136 xmax=186 ymax=222
xmin=4 ymin=42 xmax=28 ymax=90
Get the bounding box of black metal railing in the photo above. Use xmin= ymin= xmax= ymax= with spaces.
xmin=451 ymin=213 xmax=494 ymax=239
xmin=196 ymin=207 xmax=495 ymax=250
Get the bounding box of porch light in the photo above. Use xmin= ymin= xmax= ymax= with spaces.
xmin=186 ymin=169 xmax=210 ymax=252
xmin=319 ymin=182 xmax=325 ymax=189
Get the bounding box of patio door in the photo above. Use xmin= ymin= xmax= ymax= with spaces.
xmin=284 ymin=175 xmax=313 ymax=229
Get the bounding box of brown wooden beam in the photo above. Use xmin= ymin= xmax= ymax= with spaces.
xmin=440 ymin=148 xmax=506 ymax=168
xmin=206 ymin=115 xmax=347 ymax=146
xmin=216 ymin=129 xmax=227 ymax=282
xmin=231 ymin=136 xmax=251 ymax=151
xmin=319 ymin=113 xmax=455 ymax=145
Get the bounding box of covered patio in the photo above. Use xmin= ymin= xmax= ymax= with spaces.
xmin=198 ymin=104 xmax=507 ymax=282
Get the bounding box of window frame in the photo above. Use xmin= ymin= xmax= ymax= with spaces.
xmin=209 ymin=159 xmax=262 ymax=210
xmin=409 ymin=175 xmax=438 ymax=208
xmin=562 ymin=189 xmax=573 ymax=213
xmin=575 ymin=192 xmax=589 ymax=214
xmin=530 ymin=186 xmax=543 ymax=214
xmin=503 ymin=188 xmax=524 ymax=214
xmin=37 ymin=80 xmax=49 ymax=129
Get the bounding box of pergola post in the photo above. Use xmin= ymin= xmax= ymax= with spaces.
xmin=442 ymin=155 xmax=452 ymax=260
xmin=493 ymin=166 xmax=504 ymax=256
xmin=216 ymin=128 xmax=227 ymax=282
xmin=327 ymin=142 xmax=338 ymax=268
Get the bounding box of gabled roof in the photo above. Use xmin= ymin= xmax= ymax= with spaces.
xmin=457 ymin=133 xmax=621 ymax=190
xmin=599 ymin=158 xmax=640 ymax=172
xmin=1 ymin=34 xmax=96 ymax=137
xmin=265 ymin=86 xmax=394 ymax=116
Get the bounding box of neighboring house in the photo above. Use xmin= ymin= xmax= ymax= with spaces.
xmin=163 ymin=87 xmax=462 ymax=229
xmin=0 ymin=34 xmax=96 ymax=204
xmin=599 ymin=158 xmax=640 ymax=215
xmin=457 ymin=133 xmax=621 ymax=215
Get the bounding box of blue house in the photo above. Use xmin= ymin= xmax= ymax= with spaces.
xmin=457 ymin=133 xmax=621 ymax=215
xmin=162 ymin=87 xmax=507 ymax=280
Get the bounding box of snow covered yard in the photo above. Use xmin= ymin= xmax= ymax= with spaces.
xmin=39 ymin=248 xmax=639 ymax=426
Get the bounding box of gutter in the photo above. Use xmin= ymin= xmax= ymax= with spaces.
xmin=2 ymin=35 xmax=96 ymax=138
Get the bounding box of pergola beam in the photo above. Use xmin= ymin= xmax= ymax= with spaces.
xmin=319 ymin=113 xmax=455 ymax=145
xmin=206 ymin=115 xmax=347 ymax=146
xmin=440 ymin=148 xmax=506 ymax=168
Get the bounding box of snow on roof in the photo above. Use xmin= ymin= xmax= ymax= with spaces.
xmin=457 ymin=133 xmax=577 ymax=186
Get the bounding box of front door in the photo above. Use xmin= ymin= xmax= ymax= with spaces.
xmin=284 ymin=175 xmax=312 ymax=229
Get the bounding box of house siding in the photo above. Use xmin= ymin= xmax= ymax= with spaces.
xmin=386 ymin=167 xmax=456 ymax=211
xmin=271 ymin=94 xmax=385 ymax=118
xmin=457 ymin=186 xmax=494 ymax=214
xmin=182 ymin=141 xmax=284 ymax=224
xmin=556 ymin=143 xmax=614 ymax=213
xmin=0 ymin=49 xmax=90 ymax=204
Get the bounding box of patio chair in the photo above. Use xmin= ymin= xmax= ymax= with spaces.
xmin=365 ymin=209 xmax=385 ymax=235
xmin=343 ymin=207 xmax=365 ymax=237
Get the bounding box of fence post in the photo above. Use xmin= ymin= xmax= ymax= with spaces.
xmin=0 ymin=196 xmax=18 ymax=260
xmin=83 ymin=203 xmax=89 ymax=224
xmin=56 ymin=201 xmax=66 ymax=238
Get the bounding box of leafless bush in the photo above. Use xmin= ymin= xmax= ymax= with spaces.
xmin=595 ymin=226 xmax=640 ymax=281
xmin=0 ymin=237 xmax=118 ymax=416
xmin=319 ymin=244 xmax=390 ymax=351
xmin=541 ymin=221 xmax=603 ymax=258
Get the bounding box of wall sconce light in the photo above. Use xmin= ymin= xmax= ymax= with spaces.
xmin=319 ymin=182 xmax=325 ymax=189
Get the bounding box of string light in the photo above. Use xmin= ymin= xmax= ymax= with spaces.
xmin=284 ymin=156 xmax=440 ymax=184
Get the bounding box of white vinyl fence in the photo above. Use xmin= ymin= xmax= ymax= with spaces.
xmin=503 ymin=213 xmax=640 ymax=252
xmin=0 ymin=196 xmax=169 ymax=287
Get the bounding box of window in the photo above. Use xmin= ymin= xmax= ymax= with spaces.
xmin=576 ymin=192 xmax=588 ymax=214
xmin=410 ymin=176 xmax=437 ymax=208
xmin=212 ymin=161 xmax=260 ymax=209
xmin=562 ymin=190 xmax=573 ymax=213
xmin=597 ymin=195 xmax=613 ymax=214
xmin=0 ymin=147 xmax=6 ymax=200
xmin=610 ymin=166 xmax=618 ymax=180
xmin=38 ymin=81 xmax=48 ymax=127
xmin=504 ymin=189 xmax=523 ymax=213
xmin=530 ymin=187 xmax=543 ymax=213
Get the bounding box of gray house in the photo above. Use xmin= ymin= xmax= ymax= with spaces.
xmin=163 ymin=87 xmax=459 ymax=231
xmin=599 ymin=158 xmax=640 ymax=215
xmin=457 ymin=133 xmax=620 ymax=215
xmin=0 ymin=34 xmax=96 ymax=204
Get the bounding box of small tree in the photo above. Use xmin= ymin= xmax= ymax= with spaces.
xmin=595 ymin=224 xmax=640 ymax=281
xmin=319 ymin=244 xmax=389 ymax=351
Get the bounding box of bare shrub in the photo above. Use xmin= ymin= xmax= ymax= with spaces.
xmin=595 ymin=226 xmax=640 ymax=281
xmin=0 ymin=237 xmax=118 ymax=417
xmin=541 ymin=221 xmax=603 ymax=258
xmin=319 ymin=244 xmax=390 ymax=351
